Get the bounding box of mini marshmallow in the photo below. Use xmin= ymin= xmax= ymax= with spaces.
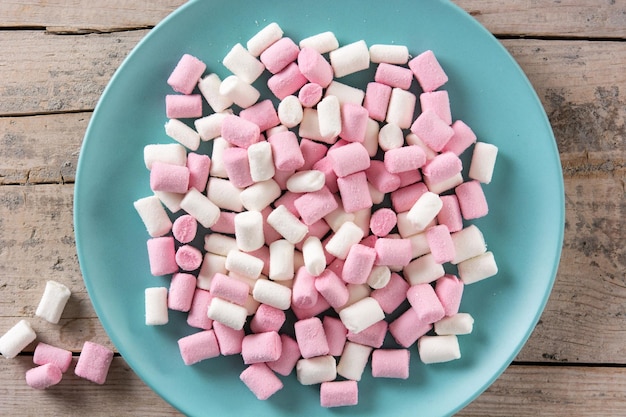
xmin=347 ymin=320 xmax=387 ymax=348
xmin=384 ymin=145 xmax=427 ymax=174
xmin=33 ymin=342 xmax=72 ymax=373
xmin=204 ymin=233 xmax=238 ymax=256
xmin=292 ymin=267 xmax=320 ymax=308
xmin=144 ymin=143 xmax=186 ymax=170
xmin=74 ymin=341 xmax=114 ymax=385
xmin=407 ymin=191 xmax=443 ymax=231
xmin=186 ymin=289 xmax=214 ymax=329
xmin=407 ymin=283 xmax=445 ymax=324
xmin=260 ymin=37 xmax=300 ymax=74
xmin=206 ymin=177 xmax=243 ymax=212
xmin=267 ymin=205 xmax=309 ymax=244
xmin=325 ymin=81 xmax=365 ymax=105
xmin=294 ymin=186 xmax=338 ymax=225
xmin=397 ymin=211 xmax=435 ymax=238
xmin=268 ymin=130 xmax=305 ymax=171
xmin=327 ymin=142 xmax=370 ymax=178
xmin=278 ymin=94 xmax=304 ymax=127
xmin=267 ymin=62 xmax=308 ymax=100
xmin=209 ymin=137 xmax=231 ymax=178
xmin=25 ymin=363 xmax=63 ymax=389
xmin=210 ymin=273 xmax=250 ymax=306
xmin=269 ymin=239 xmax=295 ymax=280
xmin=302 ymin=237 xmax=326 ymax=276
xmin=442 ymin=119 xmax=477 ymax=155
xmin=186 ymin=152 xmax=210 ymax=191
xmin=247 ymin=141 xmax=276 ymax=182
xmin=338 ymin=297 xmax=384 ymax=334
xmin=165 ymin=94 xmax=202 ymax=119
xmin=178 ymin=330 xmax=220 ymax=365
xmin=212 ymin=211 xmax=237 ymax=235
xmin=0 ymin=320 xmax=36 ymax=359
xmin=404 ymin=253 xmax=445 ymax=285
xmin=371 ymin=349 xmax=410 ymax=379
xmin=369 ymin=44 xmax=409 ymax=64
xmin=365 ymin=160 xmax=401 ymax=194
xmin=207 ymin=297 xmax=248 ymax=330
xmin=291 ymin=293 xmax=332 ymax=320
xmin=241 ymin=331 xmax=282 ymax=364
xmin=337 ymin=172 xmax=372 ymax=213
xmin=172 ymin=214 xmax=197 ymax=244
xmin=150 ymin=161 xmax=189 ymax=194
xmin=405 ymin=132 xmax=438 ymax=161
xmin=422 ymin=151 xmax=463 ymax=184
xmin=378 ymin=122 xmax=404 ymax=152
xmin=286 ymin=170 xmax=325 ymax=193
xmin=167 ymin=53 xmax=206 ymax=94
xmin=469 ymin=142 xmax=498 ymax=184
xmin=425 ymin=171 xmax=464 ymax=195
xmin=370 ymin=208 xmax=397 ymax=237
xmin=299 ymin=108 xmax=336 ymax=144
xmin=325 ymin=221 xmax=364 ymax=259
xmin=418 ymin=335 xmax=461 ymax=364
xmin=330 ymin=40 xmax=370 ymax=78
xmin=300 ymin=139 xmax=328 ymax=171
xmin=175 ymin=244 xmax=203 ymax=271
xmin=213 ymin=321 xmax=244 ymax=355
xmin=426 ymin=224 xmax=456 ymax=264
xmin=340 ymin=103 xmax=369 ymax=143
xmin=252 ymin=279 xmax=292 ymax=310
xmin=222 ymin=43 xmax=265 ymax=84
xmin=294 ymin=317 xmax=330 ymax=359
xmin=164 ymin=119 xmax=200 ymax=151
xmin=363 ymin=82 xmax=392 ymax=122
xmin=35 ymin=280 xmax=71 ymax=324
xmin=408 ymin=50 xmax=448 ymax=92
xmin=458 ymin=251 xmax=498 ymax=284
xmin=386 ymin=88 xmax=416 ymax=129
xmin=225 ymin=250 xmax=264 ymax=280
xmin=152 ymin=191 xmax=183 ymax=217
xmin=317 ymin=95 xmax=342 ymax=140
xmin=438 ymin=195 xmax=463 ymax=233
xmin=240 ymin=363 xmax=284 ymax=400
xmin=420 ymin=90 xmax=452 ymax=125
xmin=322 ymin=316 xmax=347 ymax=357
xmin=220 ymin=75 xmax=261 ymax=108
xmin=456 ymin=180 xmax=489 ymax=219
xmin=146 ymin=236 xmax=178 ymax=276
xmin=299 ymin=83 xmax=324 ymax=107
xmin=168 ymin=273 xmax=196 ymax=312
xmin=367 ymin=265 xmax=392 ymax=290
xmin=408 ymin=231 xmax=431 ymax=259
xmin=234 ymin=211 xmax=265 ymax=252
xmin=410 ymin=110 xmax=454 ymax=152
xmin=434 ymin=313 xmax=475 ymax=335
xmin=342 ymin=244 xmax=376 ymax=285
xmin=388 ymin=307 xmax=432 ymax=348
xmin=296 ymin=355 xmax=337 ymax=385
xmin=320 ymin=380 xmax=358 ymax=408
xmin=375 ymin=63 xmax=413 ymax=90
xmin=179 ymin=188 xmax=220 ymax=228
xmin=222 ymin=147 xmax=254 ymax=188
xmin=250 ymin=304 xmax=286 ymax=333
xmin=247 ymin=22 xmax=284 ymax=57
xmin=314 ymin=269 xmax=350 ymax=308
xmin=374 ymin=238 xmax=412 ymax=267
xmin=298 ymin=47 xmax=334 ymax=87
xmin=336 ymin=341 xmax=372 ymax=381
xmin=451 ymin=225 xmax=487 ymax=264
xmin=435 ymin=274 xmax=464 ymax=316
xmin=197 ymin=74 xmax=233 ymax=113
xmin=145 ymin=287 xmax=168 ymax=325
xmin=299 ymin=31 xmax=339 ymax=54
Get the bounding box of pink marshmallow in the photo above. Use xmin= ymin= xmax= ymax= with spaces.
xmin=371 ymin=272 xmax=410 ymax=314
xmin=410 ymin=110 xmax=454 ymax=152
xmin=167 ymin=54 xmax=206 ymax=94
xmin=408 ymin=50 xmax=448 ymax=92
xmin=213 ymin=321 xmax=244 ymax=356
xmin=435 ymin=274 xmax=464 ymax=316
xmin=175 ymin=244 xmax=203 ymax=271
xmin=297 ymin=47 xmax=334 ymax=87
xmin=186 ymin=289 xmax=214 ymax=330
xmin=250 ymin=304 xmax=286 ymax=333
xmin=407 ymin=283 xmax=446 ymax=323
xmin=426 ymin=225 xmax=456 ymax=264
xmin=390 ymin=181 xmax=428 ymax=213
xmin=369 ymin=208 xmax=397 ymax=237
xmin=342 ymin=244 xmax=376 ymax=284
xmin=239 ymin=99 xmax=280 ymax=132
xmin=327 ymin=141 xmax=370 ymax=177
xmin=211 ymin=211 xmax=236 ymax=235
xmin=292 ymin=267 xmax=320 ymax=309
xmin=210 ymin=272 xmax=250 ymax=306
xmin=420 ymin=90 xmax=452 ymax=125
xmin=294 ymin=317 xmax=330 ymax=359
xmin=314 ymin=269 xmax=350 ymax=308
xmin=267 ymin=62 xmax=308 ymax=100
xmin=346 ymin=320 xmax=387 ymax=348
xmin=74 ymin=341 xmax=114 ymax=385
xmin=221 ymin=114 xmax=261 ymax=149
xmin=298 ymin=83 xmax=324 ymax=107
xmin=146 ymin=236 xmax=178 ymax=276
xmin=150 ymin=161 xmax=189 ymax=194
xmin=25 ymin=363 xmax=62 ymax=389
xmin=273 ymin=191 xmax=302 ymax=217
xmin=374 ymin=62 xmax=413 ymax=90
xmin=388 ymin=307 xmax=432 ymax=348
xmin=172 ymin=215 xmax=197 ymax=244
xmin=371 ymin=349 xmax=410 ymax=379
xmin=456 ymin=180 xmax=489 ymax=220
xmin=442 ymin=120 xmax=477 ymax=156
xmin=320 ymin=380 xmax=358 ymax=408
xmin=291 ymin=293 xmax=331 ymax=320
xmin=33 ymin=342 xmax=72 ymax=373
xmin=383 ymin=145 xmax=427 ymax=174
xmin=247 ymin=245 xmax=271 ymax=276
xmin=312 ymin=157 xmax=339 ymax=193
xmin=374 ymin=238 xmax=412 ymax=266
xmin=240 ymin=363 xmax=283 ymax=400
xmin=365 ymin=160 xmax=401 ymax=193
xmin=168 ymin=273 xmax=196 ymax=312
xmin=267 ymin=334 xmax=301 ymax=376
xmin=363 ymin=82 xmax=392 ymax=122
xmin=322 ymin=316 xmax=347 ymax=356
xmin=422 ymin=151 xmax=463 ymax=184
xmin=337 ymin=172 xmax=373 ymax=213
xmin=241 ymin=331 xmax=282 ymax=364
xmin=437 ymin=195 xmax=464 ymax=233
xmin=165 ymin=94 xmax=203 ymax=119
xmin=397 ymin=169 xmax=423 ymax=187
xmin=260 ymin=37 xmax=300 ymax=74
xmin=294 ymin=186 xmax=339 ymax=225
xmin=178 ymin=330 xmax=220 ymax=365
xmin=359 ymin=234 xmax=378 ymax=249
xmin=339 ymin=103 xmax=369 ymax=143
xmin=268 ymin=130 xmax=305 ymax=171
xmin=186 ymin=152 xmax=210 ymax=192
xmin=222 ymin=147 xmax=254 ymax=188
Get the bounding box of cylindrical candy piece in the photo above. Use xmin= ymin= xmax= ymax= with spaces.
xmin=134 ymin=195 xmax=172 ymax=238
xmin=25 ymin=363 xmax=63 ymax=389
xmin=145 ymin=287 xmax=168 ymax=325
xmin=240 ymin=363 xmax=284 ymax=400
xmin=371 ymin=349 xmax=410 ymax=379
xmin=296 ymin=355 xmax=337 ymax=385
xmin=0 ymin=320 xmax=37 ymax=359
xmin=338 ymin=297 xmax=384 ymax=334
xmin=74 ymin=341 xmax=114 ymax=385
xmin=33 ymin=342 xmax=73 ymax=373
xmin=418 ymin=335 xmax=461 ymax=364
xmin=234 ymin=211 xmax=265 ymax=252
xmin=35 ymin=280 xmax=71 ymax=324
xmin=178 ymin=330 xmax=220 ymax=365
xmin=320 ymin=380 xmax=358 ymax=408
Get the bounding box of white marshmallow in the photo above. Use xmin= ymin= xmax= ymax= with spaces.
xmin=209 ymin=137 xmax=231 ymax=178
xmin=144 ymin=143 xmax=186 ymax=170
xmin=363 ymin=118 xmax=380 ymax=157
xmin=324 ymin=81 xmax=365 ymax=105
xmin=418 ymin=335 xmax=461 ymax=364
xmin=219 ymin=75 xmax=260 ymax=109
xmin=317 ymin=95 xmax=342 ymax=140
xmin=286 ymin=170 xmax=325 ymax=193
xmin=324 ymin=202 xmax=356 ymax=232
xmin=338 ymin=297 xmax=384 ymax=334
xmin=302 ymin=236 xmax=326 ymax=276
xmin=164 ymin=119 xmax=201 ymax=151
xmin=180 ymin=188 xmax=220 ymax=228
xmin=352 ymin=208 xmax=371 ymax=236
xmin=425 ymin=172 xmax=464 ymax=194
xmin=234 ymin=211 xmax=265 ymax=252
xmin=296 ymin=355 xmax=337 ymax=385
xmin=277 ymin=95 xmax=304 ymax=128
xmin=206 ymin=177 xmax=243 ymax=212
xmin=367 ymin=265 xmax=391 ymax=289
xmin=247 ymin=141 xmax=275 ymax=182
xmin=194 ymin=112 xmax=229 ymax=142
xmin=329 ymin=40 xmax=370 ymax=78
xmin=247 ymin=22 xmax=284 ymax=57
xmin=154 ymin=190 xmax=184 ymax=213
xmin=434 ymin=313 xmax=475 ymax=335
xmin=386 ymin=88 xmax=416 ymax=129
xmin=458 ymin=251 xmax=498 ymax=284
xmin=252 ymin=279 xmax=292 ymax=310
xmin=222 ymin=43 xmax=265 ymax=84
xmin=325 ymin=221 xmax=364 ymax=259
xmin=145 ymin=287 xmax=168 ymax=325
xmin=35 ymin=280 xmax=71 ymax=324
xmin=269 ymin=239 xmax=295 ymax=281
xmin=378 ymin=122 xmax=404 ymax=151
xmin=404 ymin=253 xmax=445 ymax=285
xmin=197 ymin=74 xmax=233 ymax=113
xmin=298 ymin=108 xmax=336 ymax=145
xmin=133 ymin=195 xmax=172 ymax=238
xmin=225 ymin=250 xmax=264 ymax=279
xmin=368 ymin=182 xmax=386 ymax=205
xmin=0 ymin=320 xmax=36 ymax=359
xmin=266 ymin=205 xmax=309 ymax=244
xmin=239 ymin=179 xmax=281 ymax=211
xmin=396 ymin=211 xmax=436 ymax=238
xmin=369 ymin=44 xmax=409 ymax=64
xmin=469 ymin=142 xmax=498 ymax=184
xmin=336 ymin=341 xmax=372 ymax=381
xmin=207 ymin=296 xmax=248 ymax=330
xmin=299 ymin=31 xmax=339 ymax=54
xmin=335 ymin=284 xmax=371 ymax=313
xmin=266 ymin=124 xmax=288 ymax=137
xmin=204 ymin=233 xmax=238 ymax=256
xmin=451 ymin=225 xmax=487 ymax=265
xmin=197 ymin=253 xmax=227 ymax=290
xmin=243 ymin=293 xmax=261 ymax=315
xmin=406 ymin=191 xmax=443 ymax=231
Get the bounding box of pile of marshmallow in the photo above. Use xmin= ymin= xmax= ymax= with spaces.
xmin=0 ymin=281 xmax=114 ymax=388
xmin=135 ymin=22 xmax=498 ymax=407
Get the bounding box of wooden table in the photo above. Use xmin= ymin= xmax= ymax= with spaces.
xmin=1 ymin=1 xmax=624 ymax=415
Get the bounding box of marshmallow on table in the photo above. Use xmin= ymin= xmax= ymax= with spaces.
xmin=336 ymin=341 xmax=372 ymax=381
xmin=420 ymin=90 xmax=452 ymax=125
xmin=209 ymin=137 xmax=231 ymax=178
xmin=146 ymin=236 xmax=178 ymax=276
xmin=296 ymin=355 xmax=337 ymax=385
xmin=298 ymin=47 xmax=334 ymax=87
xmin=386 ymin=88 xmax=416 ymax=129
xmin=438 ymin=194 xmax=463 ymax=233
xmin=340 ymin=103 xmax=369 ymax=143
xmin=168 ymin=273 xmax=196 ymax=312
xmin=299 ymin=82 xmax=324 ymax=108
xmin=167 ymin=53 xmax=206 ymax=94
xmin=250 ymin=304 xmax=286 ymax=333
xmin=268 ymin=130 xmax=305 ymax=171
xmin=375 ymin=63 xmax=413 ymax=90
xmin=0 ymin=320 xmax=36 ymax=359
xmin=299 ymin=138 xmax=327 ymax=171
xmin=252 ymin=279 xmax=292 ymax=310
xmin=194 ymin=112 xmax=228 ymax=142
xmin=388 ymin=307 xmax=432 ymax=348
xmin=247 ymin=141 xmax=275 ymax=182
xmin=175 ymin=245 xmax=203 ymax=271
xmin=278 ymin=95 xmax=304 ymax=127
xmin=422 ymin=151 xmax=463 ymax=185
xmin=435 ymin=274 xmax=464 ymax=317
xmin=374 ymin=238 xmax=412 ymax=267
xmin=267 ymin=334 xmax=301 ymax=376
xmin=294 ymin=317 xmax=330 ymax=359
xmin=213 ymin=321 xmax=244 ymax=356
xmin=371 ymin=349 xmax=410 ymax=379
xmin=234 ymin=210 xmax=265 ymax=252
xmin=292 ymin=267 xmax=320 ymax=308
xmin=211 ymin=211 xmax=236 ymax=235
xmin=410 ymin=110 xmax=454 ymax=152
xmin=317 ymin=95 xmax=342 ymax=140
xmin=239 ymin=179 xmax=281 ymax=211
xmin=240 ymin=363 xmax=284 ymax=400
xmin=302 ymin=237 xmax=326 ymax=277
xmin=364 ymin=82 xmax=392 ymax=122
xmin=458 ymin=251 xmax=498 ymax=284
xmin=369 ymin=208 xmax=397 ymax=237
xmin=294 ymin=186 xmax=339 ymax=226
xmin=35 ymin=280 xmax=71 ymax=324
xmin=426 ymin=171 xmax=464 ymax=195
xmin=390 ymin=181 xmax=428 ymax=213
xmin=369 ymin=44 xmax=409 ymax=64
xmin=222 ymin=147 xmax=254 ymax=188
xmin=239 ymin=99 xmax=280 ymax=132
xmin=241 ymin=331 xmax=282 ymax=364
xmin=469 ymin=142 xmax=498 ymax=184
xmin=325 ymin=221 xmax=364 ymax=260
xmin=220 ymin=75 xmax=261 ymax=108
xmin=269 ymin=239 xmax=295 ymax=281
xmin=267 ymin=62 xmax=308 ymax=100
xmin=207 ymin=296 xmax=248 ymax=331
xmin=143 ymin=143 xmax=186 ymax=170
xmin=327 ymin=141 xmax=370 ymax=177
xmin=186 ymin=152 xmax=210 ymax=192
xmin=197 ymin=74 xmax=233 ymax=113
xmin=222 ymin=43 xmax=265 ymax=84
xmin=145 ymin=287 xmax=168 ymax=325
xmin=134 ymin=196 xmax=172 ymax=238
xmin=178 ymin=330 xmax=220 ymax=365
xmin=366 ymin=160 xmax=401 ymax=194
xmin=33 ymin=342 xmax=72 ymax=373
xmin=407 ymin=191 xmax=443 ymax=231
xmin=323 ymin=316 xmax=347 ymax=357
xmin=407 ymin=283 xmax=446 ymax=324
xmin=384 ymin=145 xmax=427 ymax=174
xmin=367 ymin=265 xmax=392 ymax=290
xmin=260 ymin=37 xmax=300 ymax=74
xmin=338 ymin=297 xmax=384 ymax=334
xmin=74 ymin=341 xmax=114 ymax=385
xmin=186 ymin=289 xmax=214 ymax=330
xmin=150 ymin=161 xmax=189 ymax=194
xmin=451 ymin=225 xmax=487 ymax=264
xmin=210 ymin=273 xmax=250 ymax=306
xmin=225 ymin=250 xmax=263 ymax=280
xmin=325 ymin=81 xmax=366 ymax=107
xmin=164 ymin=119 xmax=201 ymax=151
xmin=206 ymin=177 xmax=243 ymax=212
xmin=320 ymin=380 xmax=358 ymax=408
xmin=426 ymin=224 xmax=456 ymax=264
xmin=418 ymin=335 xmax=461 ymax=364
xmin=337 ymin=172 xmax=373 ymax=213
xmin=329 ymin=40 xmax=370 ymax=78
xmin=378 ymin=121 xmax=404 ymax=151
xmin=408 ymin=49 xmax=448 ymax=92
xmin=25 ymin=363 xmax=63 ymax=389
xmin=179 ymin=187 xmax=220 ymax=228
xmin=247 ymin=22 xmax=284 ymax=57
xmin=456 ymin=180 xmax=489 ymax=220
xmin=266 ymin=205 xmax=309 ymax=244
xmin=314 ymin=269 xmax=349 ymax=309
xmin=286 ymin=170 xmax=325 ymax=193
xmin=342 ymin=244 xmax=377 ymax=285
xmin=404 ymin=253 xmax=445 ymax=285
xmin=435 ymin=313 xmax=475 ymax=335
xmin=299 ymin=31 xmax=339 ymax=54
xmin=165 ymin=94 xmax=203 ymax=119
xmin=172 ymin=214 xmax=197 ymax=244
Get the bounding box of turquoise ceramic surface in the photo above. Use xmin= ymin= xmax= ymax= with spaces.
xmin=74 ymin=0 xmax=565 ymax=416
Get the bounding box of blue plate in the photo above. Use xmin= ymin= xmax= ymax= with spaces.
xmin=74 ymin=0 xmax=564 ymax=416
